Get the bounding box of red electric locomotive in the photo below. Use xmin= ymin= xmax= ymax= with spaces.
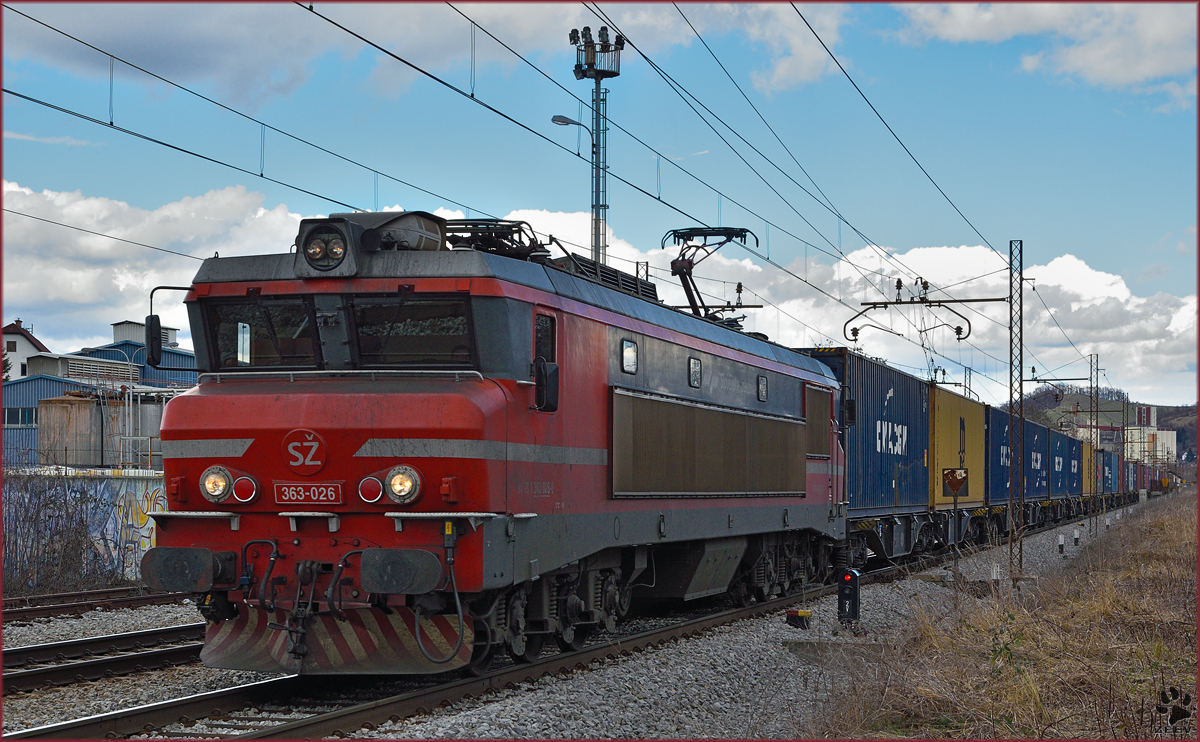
xmin=141 ymin=213 xmax=845 ymax=675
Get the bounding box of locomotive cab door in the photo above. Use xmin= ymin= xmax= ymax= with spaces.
xmin=508 ymin=309 xmax=565 ymax=516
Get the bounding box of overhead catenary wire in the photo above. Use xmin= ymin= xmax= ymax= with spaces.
xmin=297 ymin=3 xmax=1014 ymax=389
xmin=2 ymin=208 xmax=204 ymax=260
xmin=1 ymin=3 xmax=493 ymax=220
xmin=668 ymin=2 xmax=931 ymax=291
xmin=791 ymin=2 xmax=1004 ymax=265
xmin=447 ymin=2 xmax=896 ymax=284
xmin=2 ymin=88 xmax=364 ymax=212
xmin=583 ymin=2 xmax=1023 ymax=381
xmin=11 ymin=3 xmax=1013 ymax=391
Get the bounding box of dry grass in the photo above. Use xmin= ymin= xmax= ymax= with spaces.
xmin=814 ymin=490 xmax=1198 ymax=739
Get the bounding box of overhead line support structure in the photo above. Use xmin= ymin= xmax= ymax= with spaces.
xmin=1007 ymin=239 xmax=1025 ymax=580
xmin=568 ymin=25 xmax=623 ymax=266
xmin=843 ymin=292 xmax=1007 ymax=343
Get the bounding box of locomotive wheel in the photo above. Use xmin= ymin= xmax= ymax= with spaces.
xmin=556 ymin=623 xmax=593 ymax=652
xmin=465 ymin=643 xmax=498 ymax=676
xmin=465 ymin=617 xmax=498 ymax=676
xmin=728 ymin=571 xmax=754 ymax=607
xmin=504 ymin=588 xmax=542 ymax=664
xmin=508 ymin=634 xmax=545 ymax=664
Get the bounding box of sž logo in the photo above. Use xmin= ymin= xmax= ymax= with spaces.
xmin=282 ymin=429 xmax=328 ymax=476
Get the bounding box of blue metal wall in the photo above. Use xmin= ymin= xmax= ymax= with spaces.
xmin=804 ymin=348 xmax=929 ymax=517
xmin=3 ymin=427 xmax=38 ymax=465
xmin=81 ymin=342 xmax=196 ymax=387
xmin=1024 ymin=419 xmax=1049 ymax=501
xmin=1067 ymin=437 xmax=1083 ymax=495
xmin=2 ymin=374 xmax=94 ymax=407
xmin=1048 ymin=429 xmax=1068 ymax=498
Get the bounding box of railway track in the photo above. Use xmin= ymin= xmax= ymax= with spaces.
xmin=4 ymin=512 xmax=1117 ymax=739
xmin=3 ymin=589 xmax=189 ymax=623
xmin=4 ymin=577 xmax=853 ymax=739
xmin=2 ymin=624 xmax=206 ymax=695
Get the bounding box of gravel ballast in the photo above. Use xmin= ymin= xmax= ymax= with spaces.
xmin=354 ymin=504 xmax=1148 ymax=739
xmin=2 ymin=601 xmax=202 ymax=649
xmin=0 ymin=499 xmax=1154 ymax=737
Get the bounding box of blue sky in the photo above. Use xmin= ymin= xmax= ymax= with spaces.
xmin=3 ymin=3 xmax=1196 ymax=405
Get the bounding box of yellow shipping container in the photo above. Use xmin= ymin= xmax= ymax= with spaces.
xmin=928 ymin=383 xmax=986 ymax=509
xmin=1082 ymin=442 xmax=1095 ymax=495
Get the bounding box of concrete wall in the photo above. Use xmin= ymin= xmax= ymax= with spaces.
xmin=2 ymin=469 xmax=165 ymax=589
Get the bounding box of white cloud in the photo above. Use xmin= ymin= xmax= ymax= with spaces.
xmin=4 ymin=182 xmax=1192 ymax=404
xmin=896 ymin=4 xmax=1197 ymax=106
xmin=3 ymin=130 xmax=103 ymax=146
xmin=2 ymin=180 xmax=308 ymax=351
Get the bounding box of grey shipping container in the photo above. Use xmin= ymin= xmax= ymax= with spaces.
xmin=802 ymin=347 xmax=929 ymax=517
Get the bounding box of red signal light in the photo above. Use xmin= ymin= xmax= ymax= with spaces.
xmin=843 ymin=573 xmax=851 ymax=581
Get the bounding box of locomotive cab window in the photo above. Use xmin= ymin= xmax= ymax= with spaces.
xmin=350 ymin=296 xmax=474 ymax=368
xmin=206 ymin=299 xmax=318 ymax=369
xmin=534 ymin=314 xmax=556 ymax=362
xmin=688 ymin=357 xmax=702 ymax=388
xmin=621 ymin=339 xmax=638 ymax=374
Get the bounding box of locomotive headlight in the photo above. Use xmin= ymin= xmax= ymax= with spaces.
xmin=200 ymin=466 xmax=232 ymax=503
xmin=301 ymin=227 xmax=348 ymax=271
xmin=385 ymin=465 xmax=421 ymax=504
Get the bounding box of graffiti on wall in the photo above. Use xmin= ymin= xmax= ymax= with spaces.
xmin=2 ymin=472 xmax=165 ymax=590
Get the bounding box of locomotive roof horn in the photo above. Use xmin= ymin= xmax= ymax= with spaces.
xmin=661 ymin=227 xmax=757 ymax=320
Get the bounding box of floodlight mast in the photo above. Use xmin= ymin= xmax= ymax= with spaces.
xmin=568 ymin=25 xmax=624 ymax=266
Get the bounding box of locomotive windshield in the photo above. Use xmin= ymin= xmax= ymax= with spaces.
xmin=350 ymin=297 xmax=473 ymax=367
xmin=201 ymin=295 xmax=475 ymax=370
xmin=208 ymin=299 xmax=318 ymax=369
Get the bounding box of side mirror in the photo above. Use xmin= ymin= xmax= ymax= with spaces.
xmin=533 ymin=357 xmax=559 ymax=412
xmin=145 ymin=314 xmax=163 ymax=368
xmin=842 ymin=398 xmax=856 ymax=427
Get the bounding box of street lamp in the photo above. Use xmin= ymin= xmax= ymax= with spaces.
xmin=551 ymin=114 xmax=592 ymax=139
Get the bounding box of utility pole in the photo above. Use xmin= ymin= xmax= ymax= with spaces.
xmin=568 ymin=26 xmax=624 ymax=266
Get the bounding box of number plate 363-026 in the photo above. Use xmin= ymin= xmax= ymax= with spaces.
xmin=274 ymin=483 xmax=343 ymax=505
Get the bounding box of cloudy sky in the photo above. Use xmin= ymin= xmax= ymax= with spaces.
xmin=3 ymin=3 xmax=1195 ymax=405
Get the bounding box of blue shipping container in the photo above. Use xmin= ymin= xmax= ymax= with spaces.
xmin=985 ymin=405 xmax=1011 ymax=506
xmin=1025 ymin=420 xmax=1049 ymax=501
xmin=1048 ymin=429 xmax=1068 ymax=498
xmin=803 ymin=348 xmax=929 ymax=516
xmin=1067 ymin=437 xmax=1083 ymax=495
